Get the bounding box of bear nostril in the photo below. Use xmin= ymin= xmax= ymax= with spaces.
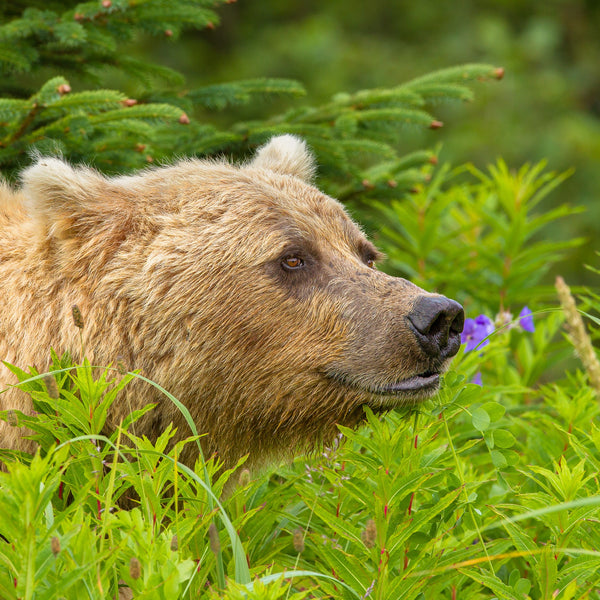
xmin=450 ymin=309 xmax=465 ymax=335
xmin=407 ymin=296 xmax=464 ymax=358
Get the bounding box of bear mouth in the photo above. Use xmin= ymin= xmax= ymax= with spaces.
xmin=331 ymin=369 xmax=441 ymax=399
xmin=370 ymin=370 xmax=440 ymax=396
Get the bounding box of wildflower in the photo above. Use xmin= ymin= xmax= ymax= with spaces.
xmin=461 ymin=314 xmax=494 ymax=352
xmin=471 ymin=372 xmax=483 ymax=386
xmin=494 ymin=310 xmax=513 ymax=330
xmin=518 ymin=306 xmax=535 ymax=332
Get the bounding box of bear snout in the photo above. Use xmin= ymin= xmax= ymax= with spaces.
xmin=407 ymin=295 xmax=464 ymax=360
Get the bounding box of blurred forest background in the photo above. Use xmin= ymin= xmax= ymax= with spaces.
xmin=2 ymin=0 xmax=599 ymax=285
xmin=144 ymin=0 xmax=599 ymax=286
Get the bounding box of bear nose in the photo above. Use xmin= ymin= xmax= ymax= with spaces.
xmin=407 ymin=296 xmax=464 ymax=359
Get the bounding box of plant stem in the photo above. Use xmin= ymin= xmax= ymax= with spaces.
xmin=442 ymin=408 xmax=495 ymax=575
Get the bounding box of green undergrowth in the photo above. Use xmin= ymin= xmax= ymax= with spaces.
xmin=1 ymin=311 xmax=600 ymax=599
xmin=1 ymin=147 xmax=600 ymax=600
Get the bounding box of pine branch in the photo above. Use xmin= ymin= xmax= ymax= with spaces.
xmin=0 ymin=0 xmax=504 ymax=198
xmin=189 ymin=79 xmax=306 ymax=110
xmin=1 ymin=102 xmax=41 ymax=147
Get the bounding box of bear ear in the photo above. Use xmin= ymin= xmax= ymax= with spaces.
xmin=248 ymin=135 xmax=316 ymax=182
xmin=20 ymin=157 xmax=127 ymax=239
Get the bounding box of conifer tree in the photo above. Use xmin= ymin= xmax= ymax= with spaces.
xmin=0 ymin=0 xmax=503 ymax=201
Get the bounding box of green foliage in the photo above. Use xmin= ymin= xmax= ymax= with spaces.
xmin=1 ymin=1 xmax=599 ymax=599
xmin=195 ymin=1 xmax=600 ymax=287
xmin=372 ymin=159 xmax=584 ymax=310
xmin=0 ymin=2 xmax=503 ymax=181
xmin=0 ymin=357 xmax=254 ymax=599
xmin=1 ymin=168 xmax=599 ymax=598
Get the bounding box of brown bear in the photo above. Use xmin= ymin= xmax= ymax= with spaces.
xmin=0 ymin=135 xmax=464 ymax=470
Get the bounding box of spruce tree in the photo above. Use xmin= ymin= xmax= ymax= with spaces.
xmin=0 ymin=0 xmax=503 ymax=203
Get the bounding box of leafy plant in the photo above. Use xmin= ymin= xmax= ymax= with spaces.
xmin=1 ymin=1 xmax=599 ymax=599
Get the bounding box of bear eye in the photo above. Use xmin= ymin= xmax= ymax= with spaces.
xmin=366 ymin=258 xmax=376 ymax=269
xmin=282 ymin=256 xmax=304 ymax=270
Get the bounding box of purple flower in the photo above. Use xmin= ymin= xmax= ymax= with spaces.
xmin=461 ymin=314 xmax=494 ymax=352
xmin=471 ymin=372 xmax=483 ymax=386
xmin=519 ymin=306 xmax=535 ymax=332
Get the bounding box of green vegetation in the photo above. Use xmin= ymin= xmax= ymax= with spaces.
xmin=2 ymin=162 xmax=599 ymax=599
xmin=1 ymin=1 xmax=599 ymax=598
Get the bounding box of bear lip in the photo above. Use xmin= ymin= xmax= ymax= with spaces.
xmin=374 ymin=371 xmax=440 ymax=395
xmin=331 ymin=370 xmax=441 ymax=397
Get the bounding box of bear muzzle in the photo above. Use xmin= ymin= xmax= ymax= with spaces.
xmin=349 ymin=294 xmax=464 ymax=399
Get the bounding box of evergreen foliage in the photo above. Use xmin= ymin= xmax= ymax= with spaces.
xmin=0 ymin=0 xmax=502 ymax=188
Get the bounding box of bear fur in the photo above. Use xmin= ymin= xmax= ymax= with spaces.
xmin=0 ymin=136 xmax=461 ymax=470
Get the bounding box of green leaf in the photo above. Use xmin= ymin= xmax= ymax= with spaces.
xmin=471 ymin=407 xmax=491 ymax=431
xmin=493 ymin=429 xmax=516 ymax=449
xmin=539 ymin=545 xmax=558 ymax=599
xmin=491 ymin=450 xmax=508 ymax=469
xmin=481 ymin=401 xmax=506 ymax=422
xmin=460 ymin=567 xmax=522 ymax=600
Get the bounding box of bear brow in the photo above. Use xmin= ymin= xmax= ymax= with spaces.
xmin=277 ymin=228 xmax=322 ymax=258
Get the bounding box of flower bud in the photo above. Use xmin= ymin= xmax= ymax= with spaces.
xmin=71 ymin=305 xmax=84 ymax=329
xmin=6 ymin=410 xmax=17 ymax=426
xmin=116 ymin=356 xmax=128 ymax=375
xmin=51 ymin=536 xmax=61 ymax=556
xmin=361 ymin=518 xmax=377 ymax=549
xmin=293 ymin=528 xmax=305 ymax=553
xmin=129 ymin=557 xmax=141 ymax=580
xmin=238 ymin=468 xmax=251 ymax=487
xmin=208 ymin=522 xmax=220 ymax=555
xmin=43 ymin=374 xmax=60 ymax=399
xmin=556 ymin=276 xmax=600 ymax=395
